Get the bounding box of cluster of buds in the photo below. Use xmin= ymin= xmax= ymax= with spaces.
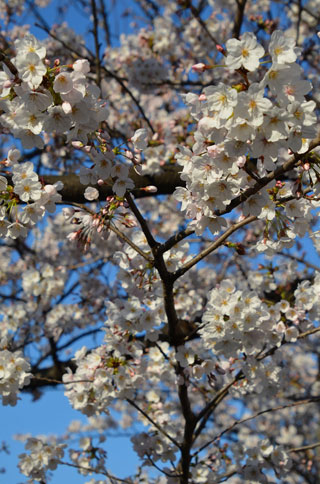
xmin=249 ymin=15 xmax=277 ymax=34
xmin=64 ymin=196 xmax=138 ymax=251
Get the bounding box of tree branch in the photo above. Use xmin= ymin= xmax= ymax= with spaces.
xmin=194 ymin=396 xmax=320 ymax=456
xmin=172 ymin=215 xmax=257 ymax=280
xmin=232 ymin=0 xmax=248 ymax=39
xmin=126 ymin=398 xmax=181 ymax=449
xmin=90 ymin=0 xmax=102 ymax=86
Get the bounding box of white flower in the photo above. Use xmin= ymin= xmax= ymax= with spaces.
xmin=15 ymin=110 xmax=45 ymax=134
xmin=14 ymin=179 xmax=42 ymax=202
xmin=173 ymin=187 xmax=190 ymax=211
xmin=19 ymin=203 xmax=45 ymax=225
xmin=14 ymin=34 xmax=46 ymax=59
xmin=8 ymin=222 xmax=28 ymax=239
xmin=0 ymin=176 xmax=7 ymax=191
xmin=14 ymin=52 xmax=47 ymax=89
xmin=112 ymin=177 xmax=134 ymax=197
xmin=44 ymin=106 xmax=71 ymax=133
xmin=73 ymin=59 xmax=90 ymax=74
xmin=38 ymin=184 xmax=63 ymax=213
xmin=235 ymin=84 xmax=272 ymax=125
xmin=15 ymin=85 xmax=53 ymax=113
xmin=6 ymin=148 xmax=20 ymax=166
xmin=0 ymin=349 xmax=31 ymax=405
xmin=204 ymin=83 xmax=238 ymax=119
xmin=131 ymin=128 xmax=148 ymax=150
xmin=0 ymin=63 xmax=14 ymax=97
xmin=269 ymin=30 xmax=298 ymax=64
xmin=12 ymin=162 xmax=38 ymax=183
xmin=225 ymin=32 xmax=265 ymax=71
xmin=18 ymin=438 xmax=65 ymax=480
xmin=84 ymin=186 xmax=99 ymax=200
xmin=53 ymin=72 xmax=73 ymax=94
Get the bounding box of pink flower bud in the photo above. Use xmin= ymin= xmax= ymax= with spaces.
xmin=198 ymin=94 xmax=206 ymax=101
xmin=216 ymin=44 xmax=226 ymax=55
xmin=142 ymin=185 xmax=158 ymax=193
xmin=191 ymin=63 xmax=207 ymax=73
xmin=125 ymin=150 xmax=133 ymax=159
xmin=67 ymin=231 xmax=79 ymax=241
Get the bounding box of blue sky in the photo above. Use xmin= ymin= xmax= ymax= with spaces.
xmin=1 ymin=390 xmax=139 ymax=483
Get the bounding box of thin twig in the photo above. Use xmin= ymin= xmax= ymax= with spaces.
xmin=159 ymin=227 xmax=195 ymax=255
xmin=90 ymin=0 xmax=102 ymax=86
xmin=187 ymin=1 xmax=219 ymax=47
xmin=194 ymin=396 xmax=320 ymax=456
xmin=289 ymin=441 xmax=320 ymax=453
xmin=172 ymin=216 xmax=257 ymax=280
xmin=99 ymin=0 xmax=111 ymax=47
xmin=146 ymin=453 xmax=181 ymax=478
xmin=217 ymin=134 xmax=320 ymax=217
xmin=59 ymin=460 xmax=132 ymax=483
xmin=109 ymin=222 xmax=154 ymax=262
xmin=280 ymin=251 xmax=320 ymax=272
xmin=126 ymin=398 xmax=181 ymax=449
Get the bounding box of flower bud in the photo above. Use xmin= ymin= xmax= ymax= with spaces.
xmin=191 ymin=63 xmax=207 ymax=73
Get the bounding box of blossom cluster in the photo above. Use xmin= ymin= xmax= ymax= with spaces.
xmin=1 ymin=35 xmax=106 ymax=148
xmin=0 ymin=34 xmax=140 ymax=240
xmin=63 ymin=339 xmax=143 ymax=416
xmin=0 ymin=349 xmax=31 ymax=405
xmin=18 ymin=437 xmax=65 ymax=482
xmin=174 ymin=30 xmax=317 ymax=252
xmin=200 ymin=274 xmax=320 ymax=396
xmin=0 ymin=150 xmax=62 ymax=239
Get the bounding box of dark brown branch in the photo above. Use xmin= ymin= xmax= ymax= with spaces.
xmin=186 ymin=0 xmax=219 ymax=47
xmin=40 ymin=165 xmax=183 ymax=203
xmin=233 ymin=0 xmax=248 ymax=39
xmin=289 ymin=442 xmax=320 ymax=453
xmin=109 ymin=222 xmax=154 ymax=261
xmin=125 ymin=192 xmax=158 ymax=249
xmin=172 ymin=215 xmax=257 ymax=280
xmin=98 ymin=0 xmax=111 ymax=47
xmin=90 ymin=0 xmax=102 ymax=86
xmin=0 ymin=50 xmax=18 ymax=76
xmin=196 ymin=396 xmax=320 ymax=456
xmin=159 ymin=228 xmax=195 ymax=254
xmin=217 ymin=134 xmax=320 ymax=218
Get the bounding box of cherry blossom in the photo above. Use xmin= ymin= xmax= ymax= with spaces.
xmin=0 ymin=1 xmax=319 ymax=483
